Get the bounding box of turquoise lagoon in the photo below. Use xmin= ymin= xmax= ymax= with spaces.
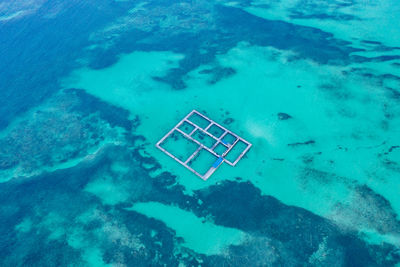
xmin=1 ymin=0 xmax=400 ymax=266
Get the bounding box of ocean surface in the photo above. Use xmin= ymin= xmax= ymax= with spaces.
xmin=1 ymin=0 xmax=400 ymax=266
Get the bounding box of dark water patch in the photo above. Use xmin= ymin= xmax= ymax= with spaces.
xmin=0 ymin=0 xmax=139 ymax=130
xmin=381 ymin=86 xmax=399 ymax=101
xmin=383 ymin=159 xmax=399 ymax=166
xmin=88 ymin=29 xmax=151 ymax=70
xmin=0 ymin=141 xmax=399 ymax=265
xmin=290 ymin=11 xmax=359 ymax=21
xmin=319 ymin=83 xmax=342 ymax=90
xmin=83 ymin=1 xmax=220 ymax=89
xmin=351 ymin=55 xmax=400 ymax=63
xmin=205 ymin=236 xmax=298 ymax=266
xmin=192 ymin=180 xmax=399 ymax=266
xmin=216 ymin=5 xmax=359 ymax=65
xmin=378 ymin=145 xmax=400 ymax=173
xmin=383 ymin=103 xmax=396 ymax=120
xmin=301 ymin=167 xmax=342 ymax=185
xmin=67 ymin=88 xmax=138 ymax=131
xmin=198 ymin=66 xmax=237 ymax=84
xmin=386 ymin=145 xmax=400 ymax=154
xmin=153 ymin=68 xmax=188 ymax=90
xmin=302 ymin=154 xmax=315 ymax=164
xmin=392 ymin=62 xmax=400 ymax=67
xmin=194 ymin=181 xmax=332 ymax=252
xmin=284 ymin=0 xmax=358 ymax=19
xmin=358 ymin=40 xmax=400 ymax=52
xmin=381 ymin=73 xmax=400 ymax=81
xmin=318 ymin=81 xmax=352 ymax=100
xmin=3 ymin=232 xmax=81 ymax=266
xmin=348 ymin=68 xmax=400 ymax=101
xmin=277 ymin=112 xmax=292 ymax=120
xmin=0 ymin=90 xmax=137 ymax=177
xmin=80 ymin=2 xmax=361 ymax=90
xmin=0 ymin=144 xmax=202 ymax=266
xmin=0 ymin=147 xmax=109 ymax=265
xmin=288 ymin=140 xmax=315 ymax=147
xmin=223 ymin=117 xmax=234 ymax=125
xmin=208 ymin=67 xmax=236 ymax=84
xmin=332 ymin=185 xmax=400 ymax=235
xmin=346 ymin=68 xmax=400 ymax=98
xmin=333 ymin=235 xmax=377 ymax=266
xmin=93 ymin=207 xmax=190 ymax=266
xmin=0 ymin=0 xmax=385 ymax=129
xmin=362 ymin=40 xmax=383 ymax=45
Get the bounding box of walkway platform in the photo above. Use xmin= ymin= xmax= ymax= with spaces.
xmin=156 ymin=110 xmax=252 ymax=180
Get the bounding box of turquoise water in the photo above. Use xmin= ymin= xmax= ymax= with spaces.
xmin=1 ymin=0 xmax=400 ymax=266
xmin=126 ymin=202 xmax=246 ymax=255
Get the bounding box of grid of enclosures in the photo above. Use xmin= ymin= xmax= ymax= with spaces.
xmin=156 ymin=110 xmax=252 ymax=180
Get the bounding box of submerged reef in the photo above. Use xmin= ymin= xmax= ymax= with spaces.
xmin=0 ymin=89 xmax=137 ymax=181
xmin=0 ymin=145 xmax=399 ymax=266
xmin=85 ymin=2 xmax=361 ymax=90
xmin=331 ymin=185 xmax=400 ymax=235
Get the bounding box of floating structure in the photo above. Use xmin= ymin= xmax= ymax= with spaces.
xmin=156 ymin=110 xmax=252 ymax=180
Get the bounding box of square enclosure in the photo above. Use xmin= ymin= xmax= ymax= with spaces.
xmin=156 ymin=110 xmax=252 ymax=180
xmin=159 ymin=131 xmax=198 ymax=161
xmin=192 ymin=130 xmax=217 ymax=149
xmin=178 ymin=121 xmax=195 ymax=135
xmin=222 ymin=133 xmax=236 ymax=145
xmin=188 ymin=148 xmax=218 ymax=177
xmin=187 ymin=112 xmax=210 ymax=129
xmin=207 ymin=124 xmax=225 ymax=138
xmin=213 ymin=142 xmax=229 ymax=156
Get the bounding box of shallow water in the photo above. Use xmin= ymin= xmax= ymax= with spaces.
xmin=1 ymin=0 xmax=400 ymax=266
